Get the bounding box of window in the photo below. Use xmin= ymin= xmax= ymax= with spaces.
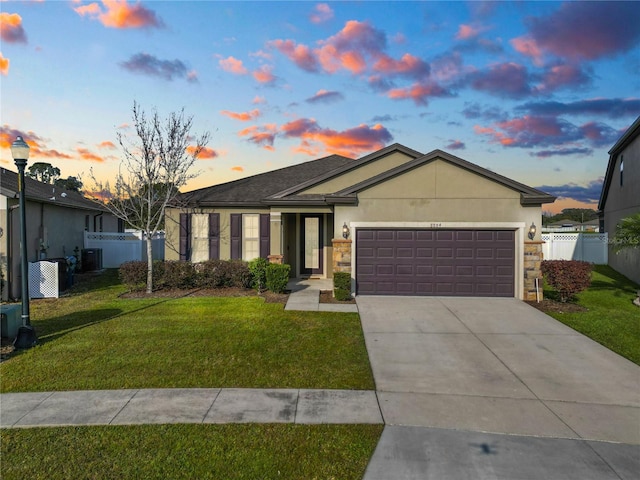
xmin=242 ymin=214 xmax=259 ymax=261
xmin=620 ymin=156 xmax=624 ymax=187
xmin=85 ymin=215 xmax=90 ymax=231
xmin=191 ymin=214 xmax=209 ymax=263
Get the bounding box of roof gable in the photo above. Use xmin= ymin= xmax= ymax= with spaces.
xmin=327 ymin=149 xmax=555 ymax=206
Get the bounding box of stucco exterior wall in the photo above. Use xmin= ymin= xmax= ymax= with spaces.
xmin=165 ymin=207 xmax=271 ymax=261
xmin=2 ymin=195 xmax=118 ymax=299
xmin=302 ymin=151 xmax=415 ymax=195
xmin=603 ymin=135 xmax=640 ymax=284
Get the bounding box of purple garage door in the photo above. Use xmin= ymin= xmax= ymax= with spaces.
xmin=356 ymin=229 xmax=515 ymax=297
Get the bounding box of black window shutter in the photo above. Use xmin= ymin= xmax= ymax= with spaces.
xmin=208 ymin=213 xmax=220 ymax=260
xmin=230 ymin=214 xmax=241 ymax=260
xmin=260 ymin=214 xmax=270 ymax=259
xmin=179 ymin=213 xmax=191 ymax=261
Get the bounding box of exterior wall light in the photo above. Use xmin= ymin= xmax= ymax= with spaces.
xmin=528 ymin=222 xmax=537 ymax=240
xmin=342 ymin=222 xmax=350 ymax=239
xmin=11 ymin=136 xmax=37 ymax=348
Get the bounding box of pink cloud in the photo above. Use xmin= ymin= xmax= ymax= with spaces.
xmin=455 ymin=24 xmax=480 ymax=40
xmin=310 ymin=3 xmax=333 ymax=24
xmin=510 ymin=36 xmax=544 ymax=66
xmin=0 ymin=12 xmax=27 ymax=43
xmin=74 ymin=0 xmax=163 ymax=29
xmin=219 ymin=56 xmax=248 ymax=75
xmin=373 ymin=53 xmax=429 ymax=79
xmin=231 ymin=166 xmax=244 ymax=172
xmin=252 ymin=65 xmax=275 ymax=84
xmin=526 ymin=2 xmax=640 ymax=60
xmin=387 ymin=82 xmax=451 ymax=106
xmin=220 ymin=109 xmax=261 ymax=121
xmin=535 ymin=64 xmax=591 ymax=93
xmin=238 ymin=124 xmax=277 ymax=150
xmin=306 ymin=89 xmax=344 ymax=104
xmin=446 ymin=140 xmax=465 ymax=150
xmin=97 ymin=141 xmax=116 ymax=149
xmin=252 ymin=95 xmax=266 ymax=104
xmin=269 ymin=39 xmax=319 ymax=72
xmin=76 ymin=147 xmax=105 ymax=162
xmin=187 ymin=145 xmax=218 ymax=159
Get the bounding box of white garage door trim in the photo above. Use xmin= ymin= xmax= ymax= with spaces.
xmin=350 ymin=222 xmax=526 ymax=300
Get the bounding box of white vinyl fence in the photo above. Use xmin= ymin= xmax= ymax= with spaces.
xmin=84 ymin=231 xmax=165 ymax=268
xmin=541 ymin=232 xmax=608 ymax=264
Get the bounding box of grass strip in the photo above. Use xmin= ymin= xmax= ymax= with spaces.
xmin=544 ymin=265 xmax=640 ymax=365
xmin=1 ymin=423 xmax=383 ymax=480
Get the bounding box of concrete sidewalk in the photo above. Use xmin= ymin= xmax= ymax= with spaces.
xmin=285 ymin=277 xmax=358 ymax=312
xmin=0 ymin=388 xmax=382 ymax=428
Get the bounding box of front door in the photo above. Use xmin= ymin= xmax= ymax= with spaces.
xmin=300 ymin=214 xmax=323 ymax=275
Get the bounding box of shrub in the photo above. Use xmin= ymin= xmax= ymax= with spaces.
xmin=228 ymin=260 xmax=252 ymax=288
xmin=266 ymin=264 xmax=291 ymax=293
xmin=541 ymin=260 xmax=592 ymax=303
xmin=333 ymin=272 xmax=352 ymax=301
xmin=248 ymin=257 xmax=269 ymax=291
xmin=161 ymin=261 xmax=197 ymax=289
xmin=119 ymin=261 xmax=148 ymax=291
xmin=198 ymin=260 xmax=231 ymax=288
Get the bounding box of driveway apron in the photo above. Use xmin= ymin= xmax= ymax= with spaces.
xmin=358 ymin=296 xmax=640 ymax=479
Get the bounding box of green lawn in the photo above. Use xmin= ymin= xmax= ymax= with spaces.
xmin=1 ymin=424 xmax=383 ymax=480
xmin=0 ymin=270 xmax=374 ymax=392
xmin=544 ymin=265 xmax=640 ymax=365
xmin=0 ymin=270 xmax=380 ymax=478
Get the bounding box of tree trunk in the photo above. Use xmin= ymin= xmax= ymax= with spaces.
xmin=146 ymin=235 xmax=154 ymax=294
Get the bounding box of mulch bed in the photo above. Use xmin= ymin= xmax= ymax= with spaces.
xmin=319 ymin=290 xmax=356 ymax=304
xmin=119 ymin=287 xmax=290 ymax=304
xmin=526 ymin=298 xmax=588 ymax=314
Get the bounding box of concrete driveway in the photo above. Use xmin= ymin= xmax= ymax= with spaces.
xmin=357 ymin=296 xmax=640 ymax=479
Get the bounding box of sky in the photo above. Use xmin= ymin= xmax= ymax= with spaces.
xmin=1 ymin=0 xmax=639 ymax=214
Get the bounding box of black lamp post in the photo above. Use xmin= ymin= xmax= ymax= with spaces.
xmin=11 ymin=136 xmax=37 ymax=349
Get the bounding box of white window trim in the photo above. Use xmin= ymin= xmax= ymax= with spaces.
xmin=242 ymin=213 xmax=260 ymax=261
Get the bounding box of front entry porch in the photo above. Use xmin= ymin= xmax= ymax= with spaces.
xmin=279 ymin=212 xmax=335 ymax=279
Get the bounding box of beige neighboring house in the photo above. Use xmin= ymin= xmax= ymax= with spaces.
xmin=0 ymin=168 xmax=121 ymax=300
xmin=166 ymin=144 xmax=555 ymax=300
xmin=598 ymin=115 xmax=640 ymax=285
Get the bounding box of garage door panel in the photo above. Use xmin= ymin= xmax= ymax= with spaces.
xmin=356 ymin=229 xmax=514 ymax=297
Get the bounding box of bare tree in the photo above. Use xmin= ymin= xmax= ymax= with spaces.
xmin=89 ymin=101 xmax=209 ymax=293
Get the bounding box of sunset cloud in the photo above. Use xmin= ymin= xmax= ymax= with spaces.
xmin=530 ymin=147 xmax=593 ymax=158
xmin=535 ymin=178 xmax=604 ymax=204
xmin=0 ymin=53 xmax=9 ymax=76
xmin=455 ymin=24 xmax=488 ymax=41
xmin=387 ymin=81 xmax=452 ymax=106
xmin=373 ymin=53 xmax=429 ymax=79
xmin=535 ymin=64 xmax=591 ymax=93
xmin=97 ymin=140 xmax=116 ymax=149
xmin=231 ymin=165 xmax=244 ymax=172
xmin=74 ymin=0 xmax=163 ymax=29
xmin=310 ymin=3 xmax=334 ymax=24
xmin=0 ymin=12 xmax=27 ymax=43
xmin=469 ymin=62 xmax=531 ymax=98
xmin=76 ymin=147 xmax=105 ymax=162
xmin=220 ymin=109 xmax=261 ymax=121
xmin=219 ymin=56 xmax=248 ymax=75
xmin=252 ymin=65 xmax=275 ymax=84
xmin=446 ymin=140 xmax=465 ymax=150
xmin=510 ymin=36 xmax=544 ymax=66
xmin=269 ymin=39 xmax=319 ymax=72
xmin=280 ymin=118 xmax=392 ymax=157
xmin=306 ymin=89 xmax=344 ymax=104
xmin=120 ymin=53 xmax=196 ymax=82
xmin=525 ymin=2 xmax=640 ymax=61
xmin=187 ymin=145 xmax=218 ymax=159
xmin=238 ymin=124 xmax=277 ymax=150
xmin=252 ymin=96 xmax=266 ymax=104
xmin=0 ymin=125 xmax=72 ymax=159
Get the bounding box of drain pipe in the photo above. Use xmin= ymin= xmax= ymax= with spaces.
xmin=535 ymin=277 xmax=540 ymax=303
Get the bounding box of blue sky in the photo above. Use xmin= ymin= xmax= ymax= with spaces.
xmin=2 ymin=1 xmax=639 ymax=213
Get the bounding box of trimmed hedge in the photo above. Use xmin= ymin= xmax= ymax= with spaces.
xmin=119 ymin=260 xmax=251 ymax=292
xmin=541 ymin=260 xmax=592 ymax=303
xmin=248 ymin=257 xmax=269 ymax=292
xmin=266 ymin=264 xmax=291 ymax=293
xmin=333 ymin=272 xmax=352 ymax=301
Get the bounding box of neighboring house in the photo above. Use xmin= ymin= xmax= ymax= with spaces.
xmin=166 ymin=144 xmax=555 ymax=300
xmin=544 ymin=219 xmax=600 ymax=232
xmin=0 ymin=168 xmax=121 ymax=300
xmin=598 ymin=115 xmax=640 ymax=285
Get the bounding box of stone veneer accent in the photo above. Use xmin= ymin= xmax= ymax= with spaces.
xmin=332 ymin=239 xmax=352 ymax=274
xmin=524 ymin=241 xmax=544 ymax=301
xmin=267 ymin=254 xmax=283 ymax=264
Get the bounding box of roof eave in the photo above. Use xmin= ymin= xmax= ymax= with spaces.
xmin=520 ymin=194 xmax=556 ymax=206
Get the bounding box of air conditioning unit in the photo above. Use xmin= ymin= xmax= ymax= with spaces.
xmin=1 ymin=304 xmax=22 ymax=339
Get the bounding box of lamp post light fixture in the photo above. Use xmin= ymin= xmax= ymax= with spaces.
xmin=11 ymin=136 xmax=37 ymax=349
xmin=528 ymin=222 xmax=537 ymax=241
xmin=342 ymin=222 xmax=350 ymax=239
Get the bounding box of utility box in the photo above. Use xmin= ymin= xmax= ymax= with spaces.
xmin=82 ymin=248 xmax=103 ymax=272
xmin=1 ymin=304 xmax=22 ymax=339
